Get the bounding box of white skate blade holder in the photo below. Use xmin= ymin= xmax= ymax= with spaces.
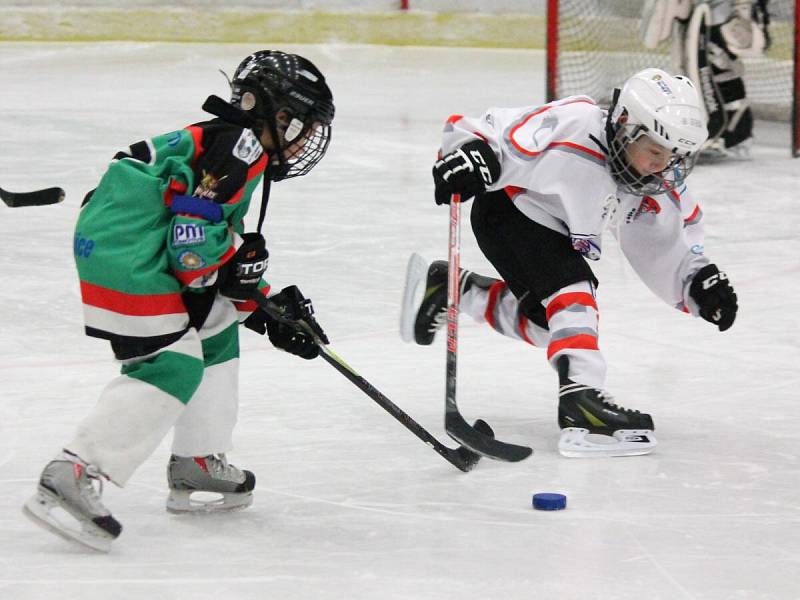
xmin=22 ymin=492 xmax=114 ymax=553
xmin=399 ymin=252 xmax=429 ymax=343
xmin=558 ymin=428 xmax=658 ymax=458
xmin=166 ymin=489 xmax=253 ymax=514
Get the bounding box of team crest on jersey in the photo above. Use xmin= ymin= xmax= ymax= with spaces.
xmin=193 ymin=170 xmax=227 ymax=200
xmin=233 ymin=129 xmax=263 ymax=164
xmin=177 ymin=250 xmax=206 ymax=270
xmin=570 ymin=234 xmax=602 ymax=261
xmin=172 ymin=223 xmax=206 ymax=247
xmin=627 ymin=195 xmax=662 ymax=224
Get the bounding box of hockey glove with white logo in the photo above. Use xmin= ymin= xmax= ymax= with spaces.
xmin=243 ymin=285 xmax=328 ymax=360
xmin=689 ymin=264 xmax=738 ymax=332
xmin=432 ymin=139 xmax=502 ymax=205
xmin=219 ymin=233 xmax=269 ymax=301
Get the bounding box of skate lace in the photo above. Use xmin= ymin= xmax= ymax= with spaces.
xmin=80 ymin=464 xmax=108 ymax=513
xmin=427 ymin=271 xmax=471 ymax=334
xmin=596 ymin=390 xmax=641 ymax=415
xmin=205 ymin=454 xmax=242 ymax=482
xmin=428 ymin=308 xmax=448 ymax=333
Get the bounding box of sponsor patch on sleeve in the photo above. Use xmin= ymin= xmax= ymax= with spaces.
xmin=172 ymin=223 xmax=206 ymax=247
xmin=233 ymin=129 xmax=263 ymax=164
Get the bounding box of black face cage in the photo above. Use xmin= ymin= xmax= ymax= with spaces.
xmin=273 ymin=121 xmax=332 ymax=181
xmin=607 ymin=121 xmax=697 ymax=197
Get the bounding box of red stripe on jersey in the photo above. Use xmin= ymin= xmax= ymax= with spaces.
xmin=547 ymin=334 xmax=599 ymax=359
xmin=226 ymin=152 xmax=268 ymax=205
xmin=232 ymin=284 xmax=273 ymax=313
xmin=484 ymin=281 xmax=507 ymax=329
xmin=504 ymin=185 xmax=525 ymax=198
xmin=163 ymin=178 xmax=188 ymax=209
xmin=545 ymin=292 xmax=597 ymax=322
xmin=548 ymin=141 xmax=605 ymax=160
xmin=684 ymin=204 xmax=700 ymax=224
xmin=518 ymin=313 xmax=535 ymax=346
xmin=185 ymin=126 xmax=205 ymax=163
xmin=173 ymin=244 xmax=237 ymax=286
xmin=80 ymin=281 xmax=186 ymax=316
xmin=446 ymin=114 xmax=463 ymax=124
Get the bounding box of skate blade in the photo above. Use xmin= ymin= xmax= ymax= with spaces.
xmin=399 ymin=252 xmax=429 ymax=343
xmin=22 ymin=493 xmax=113 ymax=553
xmin=166 ymin=489 xmax=253 ymax=514
xmin=558 ymin=428 xmax=658 ymax=458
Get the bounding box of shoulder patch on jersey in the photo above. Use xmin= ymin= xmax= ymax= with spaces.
xmin=177 ymin=250 xmax=206 ymax=270
xmin=172 ymin=223 xmax=206 ymax=247
xmin=570 ymin=234 xmax=602 ymax=261
xmin=233 ymin=129 xmax=263 ymax=165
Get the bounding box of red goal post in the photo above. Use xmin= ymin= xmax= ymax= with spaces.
xmin=546 ymin=0 xmax=800 ymax=157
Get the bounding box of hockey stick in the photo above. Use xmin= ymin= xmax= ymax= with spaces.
xmin=0 ymin=186 xmax=65 ymax=208
xmin=250 ymin=291 xmax=490 ymax=472
xmin=443 ymin=193 xmax=533 ymax=462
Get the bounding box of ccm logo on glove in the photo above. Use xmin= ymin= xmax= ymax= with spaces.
xmin=689 ymin=264 xmax=738 ymax=332
xmin=432 ymin=139 xmax=502 ymax=205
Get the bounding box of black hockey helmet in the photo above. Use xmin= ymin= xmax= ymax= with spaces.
xmin=229 ymin=50 xmax=334 ymax=180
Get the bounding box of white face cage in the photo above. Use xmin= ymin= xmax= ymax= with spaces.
xmin=608 ymin=120 xmax=698 ymax=196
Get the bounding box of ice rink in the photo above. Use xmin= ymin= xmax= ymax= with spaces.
xmin=1 ymin=42 xmax=798 ymax=600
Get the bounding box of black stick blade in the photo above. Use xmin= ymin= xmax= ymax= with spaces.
xmin=452 ymin=420 xmax=493 ymax=471
xmin=0 ymin=186 xmax=65 ymax=208
xmin=446 ymin=412 xmax=532 ymax=462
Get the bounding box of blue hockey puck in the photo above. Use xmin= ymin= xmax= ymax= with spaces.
xmin=532 ymin=493 xmax=567 ymax=511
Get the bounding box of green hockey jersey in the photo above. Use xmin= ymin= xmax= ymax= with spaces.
xmin=74 ymin=119 xmax=268 ymax=346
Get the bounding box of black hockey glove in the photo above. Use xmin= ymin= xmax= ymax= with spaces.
xmin=432 ymin=139 xmax=502 ymax=205
xmin=219 ymin=233 xmax=269 ymax=301
xmin=243 ymin=285 xmax=329 ymax=360
xmin=689 ymin=264 xmax=738 ymax=332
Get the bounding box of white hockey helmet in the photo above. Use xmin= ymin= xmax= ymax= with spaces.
xmin=606 ymin=68 xmax=708 ymax=195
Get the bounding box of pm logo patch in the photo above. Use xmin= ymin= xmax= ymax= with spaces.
xmin=233 ymin=129 xmax=263 ymax=164
xmin=172 ymin=223 xmax=206 ymax=247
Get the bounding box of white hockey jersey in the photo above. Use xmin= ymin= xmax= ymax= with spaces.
xmin=440 ymin=96 xmax=712 ymax=315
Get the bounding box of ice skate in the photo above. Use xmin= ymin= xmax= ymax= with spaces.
xmin=22 ymin=450 xmax=122 ymax=552
xmin=400 ymin=253 xmax=494 ymax=345
xmin=166 ymin=454 xmax=255 ymax=514
xmin=556 ymin=357 xmax=657 ymax=458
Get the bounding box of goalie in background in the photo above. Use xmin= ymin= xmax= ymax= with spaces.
xmin=641 ymin=0 xmax=771 ymax=160
xmin=400 ymin=68 xmax=738 ymax=459
xmin=22 ymin=50 xmax=334 ymax=552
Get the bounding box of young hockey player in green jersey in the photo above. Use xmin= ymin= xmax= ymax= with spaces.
xmin=23 ymin=50 xmax=335 ymax=552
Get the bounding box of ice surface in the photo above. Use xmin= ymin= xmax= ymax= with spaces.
xmin=1 ymin=42 xmax=798 ymax=600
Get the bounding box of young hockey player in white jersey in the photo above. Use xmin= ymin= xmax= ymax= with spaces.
xmin=641 ymin=0 xmax=771 ymax=160
xmin=401 ymin=68 xmax=738 ymax=457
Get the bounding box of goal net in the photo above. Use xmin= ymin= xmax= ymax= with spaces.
xmin=546 ymin=0 xmax=799 ymax=156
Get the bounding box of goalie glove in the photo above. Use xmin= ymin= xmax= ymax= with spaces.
xmin=689 ymin=264 xmax=738 ymax=332
xmin=432 ymin=139 xmax=501 ymax=205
